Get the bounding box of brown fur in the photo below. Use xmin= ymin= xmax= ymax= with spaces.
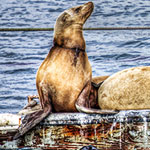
xmin=36 ymin=46 xmax=92 ymax=112
xmin=14 ymin=2 xmax=94 ymax=139
xmin=36 ymin=2 xmax=94 ymax=112
xmin=54 ymin=2 xmax=94 ymax=49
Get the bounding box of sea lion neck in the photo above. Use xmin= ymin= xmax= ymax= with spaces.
xmin=53 ymin=24 xmax=86 ymax=50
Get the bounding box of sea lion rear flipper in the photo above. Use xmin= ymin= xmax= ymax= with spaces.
xmin=13 ymin=109 xmax=50 ymax=139
xmin=13 ymin=92 xmax=52 ymax=140
xmin=75 ymin=81 xmax=118 ymax=114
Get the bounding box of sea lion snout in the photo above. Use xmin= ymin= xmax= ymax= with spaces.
xmin=77 ymin=2 xmax=94 ymax=17
xmin=65 ymin=1 xmax=94 ymax=24
xmin=81 ymin=2 xmax=94 ymax=15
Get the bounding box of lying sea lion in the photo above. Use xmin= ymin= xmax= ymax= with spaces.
xmin=14 ymin=1 xmax=94 ymax=139
xmin=98 ymin=66 xmax=150 ymax=110
xmin=78 ymin=66 xmax=150 ymax=113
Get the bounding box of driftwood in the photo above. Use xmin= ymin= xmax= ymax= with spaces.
xmin=1 ymin=110 xmax=150 ymax=149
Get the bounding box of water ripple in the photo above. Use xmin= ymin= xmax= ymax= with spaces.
xmin=1 ymin=0 xmax=150 ymax=28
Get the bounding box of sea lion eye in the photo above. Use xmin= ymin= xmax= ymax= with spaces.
xmin=62 ymin=15 xmax=67 ymax=22
xmin=75 ymin=7 xmax=81 ymax=13
xmin=61 ymin=12 xmax=68 ymax=22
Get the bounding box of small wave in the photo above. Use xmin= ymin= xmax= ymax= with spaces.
xmin=118 ymin=40 xmax=141 ymax=48
xmin=2 ymin=68 xmax=34 ymax=75
xmin=0 ymin=62 xmax=36 ymax=66
xmin=115 ymin=53 xmax=139 ymax=60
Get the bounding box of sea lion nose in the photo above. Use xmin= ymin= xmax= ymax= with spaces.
xmin=85 ymin=1 xmax=94 ymax=7
xmin=83 ymin=1 xmax=94 ymax=11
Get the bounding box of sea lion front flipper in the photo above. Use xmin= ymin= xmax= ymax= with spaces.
xmin=75 ymin=81 xmax=118 ymax=114
xmin=13 ymin=91 xmax=52 ymax=140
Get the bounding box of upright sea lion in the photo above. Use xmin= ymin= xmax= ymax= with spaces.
xmin=14 ymin=1 xmax=94 ymax=139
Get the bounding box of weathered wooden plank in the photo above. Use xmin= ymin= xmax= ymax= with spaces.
xmin=1 ymin=111 xmax=150 ymax=149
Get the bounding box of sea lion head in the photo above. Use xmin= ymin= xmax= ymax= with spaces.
xmin=54 ymin=2 xmax=94 ymax=50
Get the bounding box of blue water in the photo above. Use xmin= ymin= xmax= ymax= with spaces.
xmin=0 ymin=0 xmax=150 ymax=113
